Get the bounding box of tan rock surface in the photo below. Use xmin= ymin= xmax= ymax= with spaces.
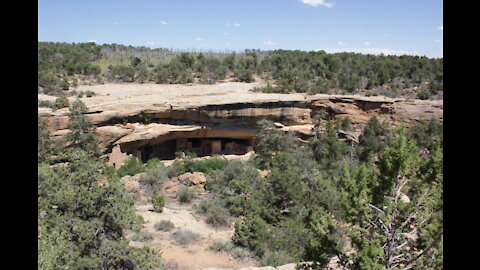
xmin=178 ymin=172 xmax=207 ymax=186
xmin=39 ymin=82 xmax=443 ymax=158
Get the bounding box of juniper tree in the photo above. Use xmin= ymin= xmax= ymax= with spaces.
xmin=64 ymin=99 xmax=100 ymax=156
xmin=38 ymin=116 xmax=53 ymax=163
xmin=38 ymin=149 xmax=163 ymax=269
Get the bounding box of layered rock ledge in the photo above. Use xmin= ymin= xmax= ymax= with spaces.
xmin=38 ymin=82 xmax=443 ymax=166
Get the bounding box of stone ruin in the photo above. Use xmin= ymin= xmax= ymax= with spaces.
xmin=106 ymin=137 xmax=255 ymax=168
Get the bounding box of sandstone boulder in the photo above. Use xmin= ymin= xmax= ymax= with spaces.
xmin=177 ymin=172 xmax=207 ymax=186
xmin=163 ymin=181 xmax=181 ymax=194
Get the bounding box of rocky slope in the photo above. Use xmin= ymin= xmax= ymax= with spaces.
xmin=39 ymin=82 xmax=443 ymax=166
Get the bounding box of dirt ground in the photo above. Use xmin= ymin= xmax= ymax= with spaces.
xmin=126 ymin=201 xmax=257 ymax=270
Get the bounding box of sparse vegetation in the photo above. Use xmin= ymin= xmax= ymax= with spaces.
xmin=140 ymin=163 xmax=169 ymax=186
xmin=38 ymin=42 xmax=442 ymax=99
xmin=130 ymin=231 xmax=154 ymax=242
xmin=171 ymin=230 xmax=200 ymax=245
xmin=116 ymin=156 xmax=145 ymax=178
xmin=151 ymin=187 xmax=166 ymax=213
xmin=38 ymin=41 xmax=442 ymax=269
xmin=209 ymin=239 xmax=235 ymax=253
xmin=154 ymin=220 xmax=175 ymax=232
xmin=196 ymin=199 xmax=231 ymax=227
xmin=177 ymin=185 xmax=196 ymax=203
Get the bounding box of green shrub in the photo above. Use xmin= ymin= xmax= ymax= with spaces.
xmin=177 ymin=185 xmax=195 ymax=203
xmin=167 ymin=158 xmax=189 ymax=178
xmin=189 ymin=156 xmax=229 ymax=174
xmin=235 ymin=69 xmax=254 ymax=83
xmin=38 ymin=100 xmax=56 ymax=109
xmin=230 ymin=246 xmax=253 ymax=261
xmin=140 ymin=163 xmax=169 ymax=186
xmin=130 ymin=231 xmax=154 ymax=242
xmin=232 ymin=215 xmax=270 ymax=257
xmin=145 ymin=158 xmax=162 ymax=169
xmin=196 ymin=199 xmax=231 ymax=227
xmin=168 ymin=156 xmax=229 ymax=177
xmin=417 ymin=90 xmax=432 ymax=100
xmin=151 ymin=187 xmax=166 ymax=213
xmin=154 ymin=220 xmax=175 ymax=232
xmin=259 ymin=249 xmax=295 ymax=266
xmin=55 ymin=96 xmax=70 ymax=109
xmin=116 ymin=156 xmax=145 ymax=178
xmin=209 ymin=239 xmax=235 ymax=253
xmin=171 ymin=230 xmax=199 ymax=245
xmin=85 ymin=90 xmax=96 ymax=97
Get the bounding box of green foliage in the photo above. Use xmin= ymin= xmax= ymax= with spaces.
xmin=38 ymin=42 xmax=442 ymax=99
xmin=254 ymin=119 xmax=296 ymax=169
xmin=303 ymin=208 xmax=345 ymax=265
xmin=151 ymin=187 xmax=166 ymax=213
xmin=195 ymin=199 xmax=231 ymax=227
xmin=408 ymin=119 xmax=443 ymax=151
xmin=130 ymin=231 xmax=154 ymax=242
xmin=206 ymin=159 xmax=262 ymax=216
xmin=209 ymin=239 xmax=235 ymax=253
xmin=167 ymin=155 xmax=229 ymax=177
xmin=140 ymin=163 xmax=169 ymax=186
xmin=171 ymin=230 xmax=200 ymax=245
xmin=375 ymin=126 xmax=420 ymax=204
xmin=38 ymin=149 xmax=163 ymax=269
xmin=85 ymin=90 xmax=96 ymax=97
xmin=187 ymin=155 xmax=229 ymax=174
xmin=230 ymin=246 xmax=254 ymax=261
xmin=356 ymin=116 xmax=391 ymax=162
xmin=337 ymin=163 xmax=372 ymax=224
xmin=54 ymin=96 xmax=70 ymax=109
xmin=64 ymin=99 xmax=100 ymax=155
xmin=177 ymin=185 xmax=195 ymax=203
xmin=311 ymin=120 xmax=348 ymax=169
xmin=417 ymin=90 xmax=432 ymax=100
xmin=154 ymin=220 xmax=175 ymax=232
xmin=38 ymin=116 xmax=53 ymax=163
xmin=209 ymin=239 xmax=253 ymax=260
xmin=116 ymin=156 xmax=145 ymax=178
xmin=235 ymin=69 xmax=255 ymax=82
xmin=259 ymin=250 xmax=296 ymax=267
xmin=232 ymin=215 xmax=270 ymax=257
xmin=341 ymin=117 xmax=352 ymax=131
xmin=38 ymin=100 xmax=57 ymax=109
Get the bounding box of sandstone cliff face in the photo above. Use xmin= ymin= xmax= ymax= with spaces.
xmin=38 ymin=82 xmax=443 ymax=164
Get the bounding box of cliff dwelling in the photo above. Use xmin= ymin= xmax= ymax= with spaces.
xmin=106 ymin=136 xmax=255 ymax=168
xmin=40 ymin=82 xmax=443 ymax=169
xmin=136 ymin=137 xmax=255 ymax=161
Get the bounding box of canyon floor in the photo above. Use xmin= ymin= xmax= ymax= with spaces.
xmin=126 ymin=199 xmax=257 ymax=270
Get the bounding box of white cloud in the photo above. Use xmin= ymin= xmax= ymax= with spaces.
xmin=363 ymin=41 xmax=371 ymax=46
xmin=233 ymin=23 xmax=240 ymax=27
xmin=337 ymin=41 xmax=347 ymax=46
xmin=437 ymin=25 xmax=443 ymax=31
xmin=160 ymin=20 xmax=169 ymax=25
xmin=196 ymin=37 xmax=204 ymax=41
xmin=112 ymin=22 xmax=119 ymax=25
xmin=299 ymin=0 xmax=335 ymax=8
xmin=319 ymin=47 xmax=422 ymax=56
xmin=263 ymin=41 xmax=277 ymax=45
xmin=224 ymin=32 xmax=231 ymax=36
xmin=434 ymin=39 xmax=443 ymax=43
xmin=225 ymin=22 xmax=230 ymax=26
xmin=87 ymin=40 xmax=96 ymax=43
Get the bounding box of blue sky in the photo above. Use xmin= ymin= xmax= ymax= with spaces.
xmin=38 ymin=0 xmax=443 ymax=58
